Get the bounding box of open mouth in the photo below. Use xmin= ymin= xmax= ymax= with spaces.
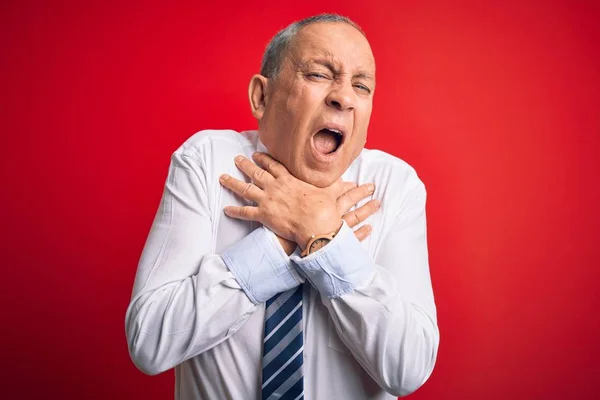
xmin=313 ymin=128 xmax=344 ymax=155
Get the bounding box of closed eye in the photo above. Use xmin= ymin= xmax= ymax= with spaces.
xmin=354 ymin=83 xmax=372 ymax=94
xmin=306 ymin=72 xmax=329 ymax=80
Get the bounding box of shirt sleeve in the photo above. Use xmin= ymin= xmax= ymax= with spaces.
xmin=222 ymin=224 xmax=304 ymax=304
xmin=290 ymin=219 xmax=375 ymax=298
xmin=291 ymin=180 xmax=439 ymax=397
xmin=125 ymin=148 xmax=300 ymax=376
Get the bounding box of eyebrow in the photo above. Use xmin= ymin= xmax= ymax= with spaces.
xmin=302 ymin=57 xmax=375 ymax=82
xmin=353 ymin=71 xmax=375 ymax=82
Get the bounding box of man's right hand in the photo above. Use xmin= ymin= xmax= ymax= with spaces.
xmin=277 ymin=181 xmax=380 ymax=255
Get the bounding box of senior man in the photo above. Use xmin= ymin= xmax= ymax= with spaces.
xmin=126 ymin=13 xmax=439 ymax=400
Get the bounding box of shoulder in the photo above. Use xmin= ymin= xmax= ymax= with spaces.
xmin=174 ymin=129 xmax=258 ymax=162
xmin=356 ymin=147 xmax=426 ymax=196
xmin=351 ymin=147 xmax=427 ymax=224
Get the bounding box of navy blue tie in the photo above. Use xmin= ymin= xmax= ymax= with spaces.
xmin=261 ymin=285 xmax=304 ymax=400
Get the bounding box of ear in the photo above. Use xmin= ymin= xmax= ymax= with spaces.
xmin=248 ymin=74 xmax=269 ymax=120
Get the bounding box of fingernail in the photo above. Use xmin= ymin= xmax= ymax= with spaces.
xmin=235 ymin=155 xmax=243 ymax=163
xmin=368 ymin=183 xmax=375 ymax=193
xmin=220 ymin=174 xmax=229 ymax=182
xmin=351 ymin=182 xmax=358 ymax=188
xmin=374 ymin=199 xmax=381 ymax=208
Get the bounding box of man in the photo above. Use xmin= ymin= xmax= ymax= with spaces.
xmin=126 ymin=13 xmax=439 ymax=399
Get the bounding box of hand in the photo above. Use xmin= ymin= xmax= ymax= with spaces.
xmin=275 ymin=180 xmax=379 ymax=254
xmin=337 ymin=180 xmax=381 ymax=241
xmin=219 ymin=153 xmax=380 ymax=250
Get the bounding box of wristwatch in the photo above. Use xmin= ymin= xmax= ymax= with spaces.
xmin=300 ymin=231 xmax=337 ymax=257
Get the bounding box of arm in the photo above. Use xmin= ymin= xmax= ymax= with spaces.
xmin=291 ymin=181 xmax=439 ymax=397
xmin=125 ymin=148 xmax=301 ymax=375
xmin=217 ymin=152 xmax=437 ymax=395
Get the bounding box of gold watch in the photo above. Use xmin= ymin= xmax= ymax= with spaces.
xmin=300 ymin=231 xmax=337 ymax=257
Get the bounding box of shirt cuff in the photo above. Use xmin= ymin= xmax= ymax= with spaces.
xmin=221 ymin=226 xmax=304 ymax=304
xmin=290 ymin=220 xmax=375 ymax=298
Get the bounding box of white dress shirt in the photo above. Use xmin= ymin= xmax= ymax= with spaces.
xmin=125 ymin=129 xmax=439 ymax=399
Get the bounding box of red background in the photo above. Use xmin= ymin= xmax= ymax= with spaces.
xmin=1 ymin=1 xmax=599 ymax=399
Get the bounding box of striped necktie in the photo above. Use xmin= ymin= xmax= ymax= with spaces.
xmin=261 ymin=285 xmax=304 ymax=400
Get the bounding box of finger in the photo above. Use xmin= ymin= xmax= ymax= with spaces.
xmin=341 ymin=181 xmax=358 ymax=193
xmin=327 ymin=177 xmax=346 ymax=196
xmin=223 ymin=205 xmax=260 ymax=221
xmin=337 ymin=183 xmax=375 ymax=214
xmin=252 ymin=152 xmax=289 ymax=178
xmin=234 ymin=155 xmax=273 ymax=188
xmin=219 ymin=174 xmax=264 ymax=203
xmin=342 ymin=199 xmax=380 ymax=228
xmin=353 ymin=224 xmax=372 ymax=242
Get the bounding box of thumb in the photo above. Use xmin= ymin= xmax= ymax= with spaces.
xmin=328 ymin=177 xmax=345 ymax=196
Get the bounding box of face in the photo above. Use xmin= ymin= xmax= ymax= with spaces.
xmin=250 ymin=22 xmax=376 ymax=188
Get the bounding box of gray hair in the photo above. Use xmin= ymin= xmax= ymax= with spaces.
xmin=260 ymin=13 xmax=365 ymax=79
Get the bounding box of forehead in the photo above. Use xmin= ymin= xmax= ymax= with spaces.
xmin=290 ymin=22 xmax=375 ymax=72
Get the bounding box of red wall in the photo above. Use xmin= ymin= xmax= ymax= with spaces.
xmin=1 ymin=1 xmax=599 ymax=399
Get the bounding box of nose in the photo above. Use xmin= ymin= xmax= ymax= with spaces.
xmin=325 ymin=80 xmax=355 ymax=111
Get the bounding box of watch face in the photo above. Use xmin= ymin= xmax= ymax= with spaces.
xmin=310 ymin=238 xmax=331 ymax=252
